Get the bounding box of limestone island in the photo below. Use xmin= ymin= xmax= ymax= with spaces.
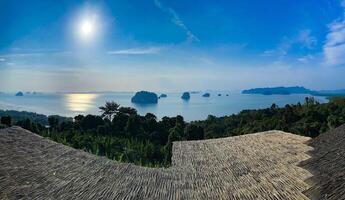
xmin=131 ymin=91 xmax=158 ymax=104
xmin=159 ymin=94 xmax=167 ymax=98
xmin=15 ymin=92 xmax=24 ymax=96
xmin=181 ymin=92 xmax=190 ymax=100
xmin=202 ymin=93 xmax=210 ymax=97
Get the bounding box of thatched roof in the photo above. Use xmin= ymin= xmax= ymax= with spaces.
xmin=301 ymin=124 xmax=345 ymax=200
xmin=1 ymin=126 xmax=337 ymax=200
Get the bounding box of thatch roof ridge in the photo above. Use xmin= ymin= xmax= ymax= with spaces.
xmin=1 ymin=126 xmax=314 ymax=199
xmin=172 ymin=129 xmax=309 ymax=144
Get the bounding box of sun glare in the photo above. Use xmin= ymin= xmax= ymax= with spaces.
xmin=79 ymin=18 xmax=95 ymax=40
xmin=80 ymin=20 xmax=94 ymax=36
xmin=76 ymin=14 xmax=98 ymax=42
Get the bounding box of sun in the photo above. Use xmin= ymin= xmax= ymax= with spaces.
xmin=72 ymin=6 xmax=104 ymax=45
xmin=80 ymin=20 xmax=93 ymax=36
xmin=77 ymin=15 xmax=97 ymax=41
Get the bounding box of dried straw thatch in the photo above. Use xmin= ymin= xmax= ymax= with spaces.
xmin=0 ymin=126 xmax=317 ymax=199
xmin=301 ymin=124 xmax=345 ymax=200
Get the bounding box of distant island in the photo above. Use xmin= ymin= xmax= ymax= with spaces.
xmin=131 ymin=91 xmax=158 ymax=104
xmin=242 ymin=86 xmax=312 ymax=95
xmin=314 ymin=89 xmax=345 ymax=97
xmin=242 ymin=86 xmax=345 ymax=97
xmin=159 ymin=94 xmax=167 ymax=98
xmin=202 ymin=93 xmax=210 ymax=97
xmin=23 ymin=91 xmax=38 ymax=95
xmin=15 ymin=92 xmax=24 ymax=96
xmin=181 ymin=92 xmax=190 ymax=100
xmin=218 ymin=94 xmax=221 ymax=96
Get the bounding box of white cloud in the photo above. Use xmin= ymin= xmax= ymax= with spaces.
xmin=297 ymin=55 xmax=314 ymax=63
xmin=261 ymin=50 xmax=274 ymax=57
xmin=321 ymin=0 xmax=345 ymax=65
xmin=0 ymin=48 xmax=69 ymax=59
xmin=263 ymin=29 xmax=317 ymax=58
xmin=296 ymin=29 xmax=317 ymax=49
xmin=280 ymin=29 xmax=317 ymax=52
xmin=107 ymin=47 xmax=161 ymax=55
xmin=323 ymin=18 xmax=345 ymax=65
xmin=0 ymin=58 xmax=6 ymax=62
xmin=11 ymin=47 xmax=59 ymax=52
xmin=154 ymin=0 xmax=199 ymax=42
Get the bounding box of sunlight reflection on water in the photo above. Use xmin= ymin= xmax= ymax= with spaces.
xmin=64 ymin=93 xmax=98 ymax=113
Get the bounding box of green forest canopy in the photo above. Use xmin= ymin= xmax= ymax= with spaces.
xmin=1 ymin=97 xmax=345 ymax=167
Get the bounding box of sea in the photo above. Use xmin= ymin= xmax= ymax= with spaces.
xmin=0 ymin=92 xmax=328 ymax=121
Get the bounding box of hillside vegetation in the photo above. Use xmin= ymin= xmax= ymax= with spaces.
xmin=1 ymin=97 xmax=345 ymax=167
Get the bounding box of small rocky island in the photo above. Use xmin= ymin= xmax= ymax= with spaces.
xmin=15 ymin=92 xmax=24 ymax=96
xmin=131 ymin=91 xmax=158 ymax=104
xmin=202 ymin=93 xmax=210 ymax=97
xmin=218 ymin=94 xmax=221 ymax=96
xmin=181 ymin=92 xmax=190 ymax=100
xmin=159 ymin=94 xmax=167 ymax=98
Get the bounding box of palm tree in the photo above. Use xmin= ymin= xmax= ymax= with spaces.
xmin=99 ymin=101 xmax=120 ymax=121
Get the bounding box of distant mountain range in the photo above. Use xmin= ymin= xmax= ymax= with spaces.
xmin=242 ymin=86 xmax=345 ymax=97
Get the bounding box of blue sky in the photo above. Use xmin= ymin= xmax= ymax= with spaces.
xmin=1 ymin=0 xmax=345 ymax=92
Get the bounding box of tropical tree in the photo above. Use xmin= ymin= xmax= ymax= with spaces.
xmin=99 ymin=101 xmax=120 ymax=120
xmin=48 ymin=116 xmax=59 ymax=129
xmin=185 ymin=124 xmax=204 ymax=140
xmin=118 ymin=107 xmax=137 ymax=116
xmin=0 ymin=116 xmax=11 ymax=126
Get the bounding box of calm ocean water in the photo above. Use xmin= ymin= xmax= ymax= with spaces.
xmin=0 ymin=92 xmax=327 ymax=121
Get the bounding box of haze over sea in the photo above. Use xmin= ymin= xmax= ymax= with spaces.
xmin=0 ymin=92 xmax=327 ymax=121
